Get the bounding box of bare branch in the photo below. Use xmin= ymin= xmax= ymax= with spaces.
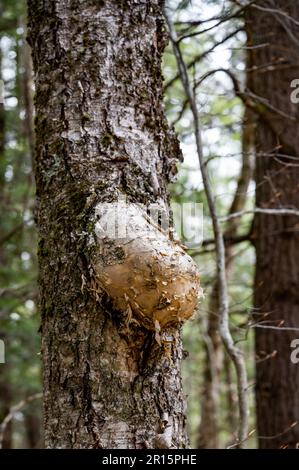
xmin=252 ymin=1 xmax=299 ymax=27
xmin=250 ymin=324 xmax=299 ymax=333
xmin=188 ymin=232 xmax=252 ymax=258
xmin=172 ymin=67 xmax=296 ymax=126
xmin=0 ymin=222 xmax=25 ymax=246
xmin=164 ymin=28 xmax=242 ymax=92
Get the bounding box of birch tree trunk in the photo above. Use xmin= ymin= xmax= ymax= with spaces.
xmin=27 ymin=0 xmax=190 ymax=449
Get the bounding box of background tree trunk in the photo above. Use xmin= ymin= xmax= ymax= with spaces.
xmin=24 ymin=407 xmax=42 ymax=448
xmin=27 ymin=0 xmax=189 ymax=449
xmin=197 ymin=108 xmax=254 ymax=449
xmin=0 ymin=48 xmax=13 ymax=450
xmin=247 ymin=0 xmax=299 ymax=449
xmin=0 ymin=372 xmax=13 ymax=449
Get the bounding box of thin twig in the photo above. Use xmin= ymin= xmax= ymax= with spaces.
xmin=176 ymin=2 xmax=255 ymax=43
xmin=228 ymin=420 xmax=299 ymax=448
xmin=0 ymin=392 xmax=42 ymax=449
xmin=188 ymin=232 xmax=252 ymax=258
xmin=252 ymin=1 xmax=299 ymax=27
xmin=219 ymin=207 xmax=299 ymax=222
xmin=172 ymin=67 xmax=296 ymax=126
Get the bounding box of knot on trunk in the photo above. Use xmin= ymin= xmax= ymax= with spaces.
xmin=92 ymin=201 xmax=201 ymax=331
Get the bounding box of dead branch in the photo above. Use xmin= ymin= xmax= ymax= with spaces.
xmin=0 ymin=393 xmax=42 ymax=449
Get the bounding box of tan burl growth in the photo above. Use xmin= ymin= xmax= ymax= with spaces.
xmin=93 ymin=202 xmax=201 ymax=331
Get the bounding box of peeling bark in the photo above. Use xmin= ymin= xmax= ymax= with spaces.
xmin=27 ymin=0 xmax=191 ymax=449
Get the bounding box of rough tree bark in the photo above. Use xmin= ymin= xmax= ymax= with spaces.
xmin=247 ymin=0 xmax=299 ymax=449
xmin=27 ymin=0 xmax=193 ymax=449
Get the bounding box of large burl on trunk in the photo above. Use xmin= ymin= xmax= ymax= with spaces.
xmin=27 ymin=0 xmax=200 ymax=448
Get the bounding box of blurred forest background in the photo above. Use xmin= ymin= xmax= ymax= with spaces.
xmin=0 ymin=0 xmax=297 ymax=448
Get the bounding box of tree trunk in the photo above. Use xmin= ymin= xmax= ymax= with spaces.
xmin=0 ymin=371 xmax=13 ymax=449
xmin=21 ymin=36 xmax=35 ymax=160
xmin=24 ymin=408 xmax=42 ymax=449
xmin=247 ymin=0 xmax=299 ymax=449
xmin=27 ymin=0 xmax=192 ymax=449
xmin=197 ymin=108 xmax=254 ymax=449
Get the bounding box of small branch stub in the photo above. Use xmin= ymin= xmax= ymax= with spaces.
xmin=92 ymin=202 xmax=201 ymax=331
